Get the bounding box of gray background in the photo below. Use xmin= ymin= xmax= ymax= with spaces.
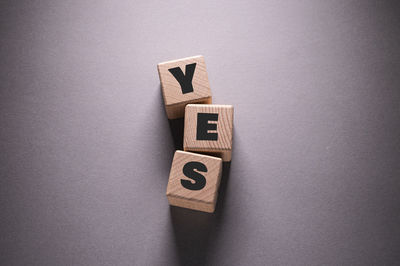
xmin=1 ymin=1 xmax=399 ymax=265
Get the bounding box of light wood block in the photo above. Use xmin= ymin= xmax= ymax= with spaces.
xmin=157 ymin=55 xmax=212 ymax=119
xmin=166 ymin=150 xmax=222 ymax=213
xmin=184 ymin=104 xmax=234 ymax=162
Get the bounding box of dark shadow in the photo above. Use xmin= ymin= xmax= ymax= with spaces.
xmin=159 ymin=84 xmax=233 ymax=264
xmin=169 ymin=206 xmax=214 ymax=266
xmin=159 ymin=84 xmax=185 ymax=150
xmin=169 ymin=162 xmax=231 ymax=266
xmin=214 ymin=162 xmax=231 ymax=217
xmin=168 ymin=118 xmax=184 ymax=150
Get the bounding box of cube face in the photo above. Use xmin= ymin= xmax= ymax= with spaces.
xmin=166 ymin=151 xmax=222 ymax=213
xmin=184 ymin=104 xmax=234 ymax=161
xmin=158 ymin=55 xmax=212 ymax=119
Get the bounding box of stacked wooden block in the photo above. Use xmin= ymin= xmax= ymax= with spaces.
xmin=158 ymin=55 xmax=234 ymax=213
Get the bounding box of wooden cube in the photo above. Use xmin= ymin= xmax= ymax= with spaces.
xmin=166 ymin=150 xmax=222 ymax=213
xmin=157 ymin=55 xmax=212 ymax=119
xmin=184 ymin=104 xmax=234 ymax=162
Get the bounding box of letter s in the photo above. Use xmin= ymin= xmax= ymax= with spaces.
xmin=181 ymin=161 xmax=207 ymax=190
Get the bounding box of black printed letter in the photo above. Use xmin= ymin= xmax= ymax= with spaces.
xmin=196 ymin=113 xmax=218 ymax=141
xmin=168 ymin=63 xmax=196 ymax=94
xmin=181 ymin=161 xmax=207 ymax=190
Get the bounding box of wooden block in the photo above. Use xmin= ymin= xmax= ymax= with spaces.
xmin=166 ymin=150 xmax=223 ymax=213
xmin=157 ymin=55 xmax=212 ymax=119
xmin=184 ymin=104 xmax=234 ymax=162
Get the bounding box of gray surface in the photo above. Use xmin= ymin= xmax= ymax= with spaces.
xmin=1 ymin=1 xmax=400 ymax=265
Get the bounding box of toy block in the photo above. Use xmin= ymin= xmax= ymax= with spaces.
xmin=166 ymin=150 xmax=223 ymax=213
xmin=184 ymin=104 xmax=234 ymax=162
xmin=157 ymin=55 xmax=212 ymax=119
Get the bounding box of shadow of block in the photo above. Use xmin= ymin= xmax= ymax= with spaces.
xmin=168 ymin=118 xmax=184 ymax=150
xmin=169 ymin=161 xmax=231 ymax=265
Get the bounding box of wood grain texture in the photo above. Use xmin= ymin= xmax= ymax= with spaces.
xmin=184 ymin=104 xmax=234 ymax=161
xmin=157 ymin=55 xmax=212 ymax=119
xmin=166 ymin=150 xmax=222 ymax=213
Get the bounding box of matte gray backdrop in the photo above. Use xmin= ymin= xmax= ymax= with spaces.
xmin=1 ymin=1 xmax=399 ymax=265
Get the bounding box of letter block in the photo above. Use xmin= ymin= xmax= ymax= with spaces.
xmin=184 ymin=104 xmax=234 ymax=161
xmin=157 ymin=55 xmax=212 ymax=119
xmin=166 ymin=150 xmax=222 ymax=213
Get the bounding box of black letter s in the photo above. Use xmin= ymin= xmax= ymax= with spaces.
xmin=181 ymin=161 xmax=207 ymax=190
